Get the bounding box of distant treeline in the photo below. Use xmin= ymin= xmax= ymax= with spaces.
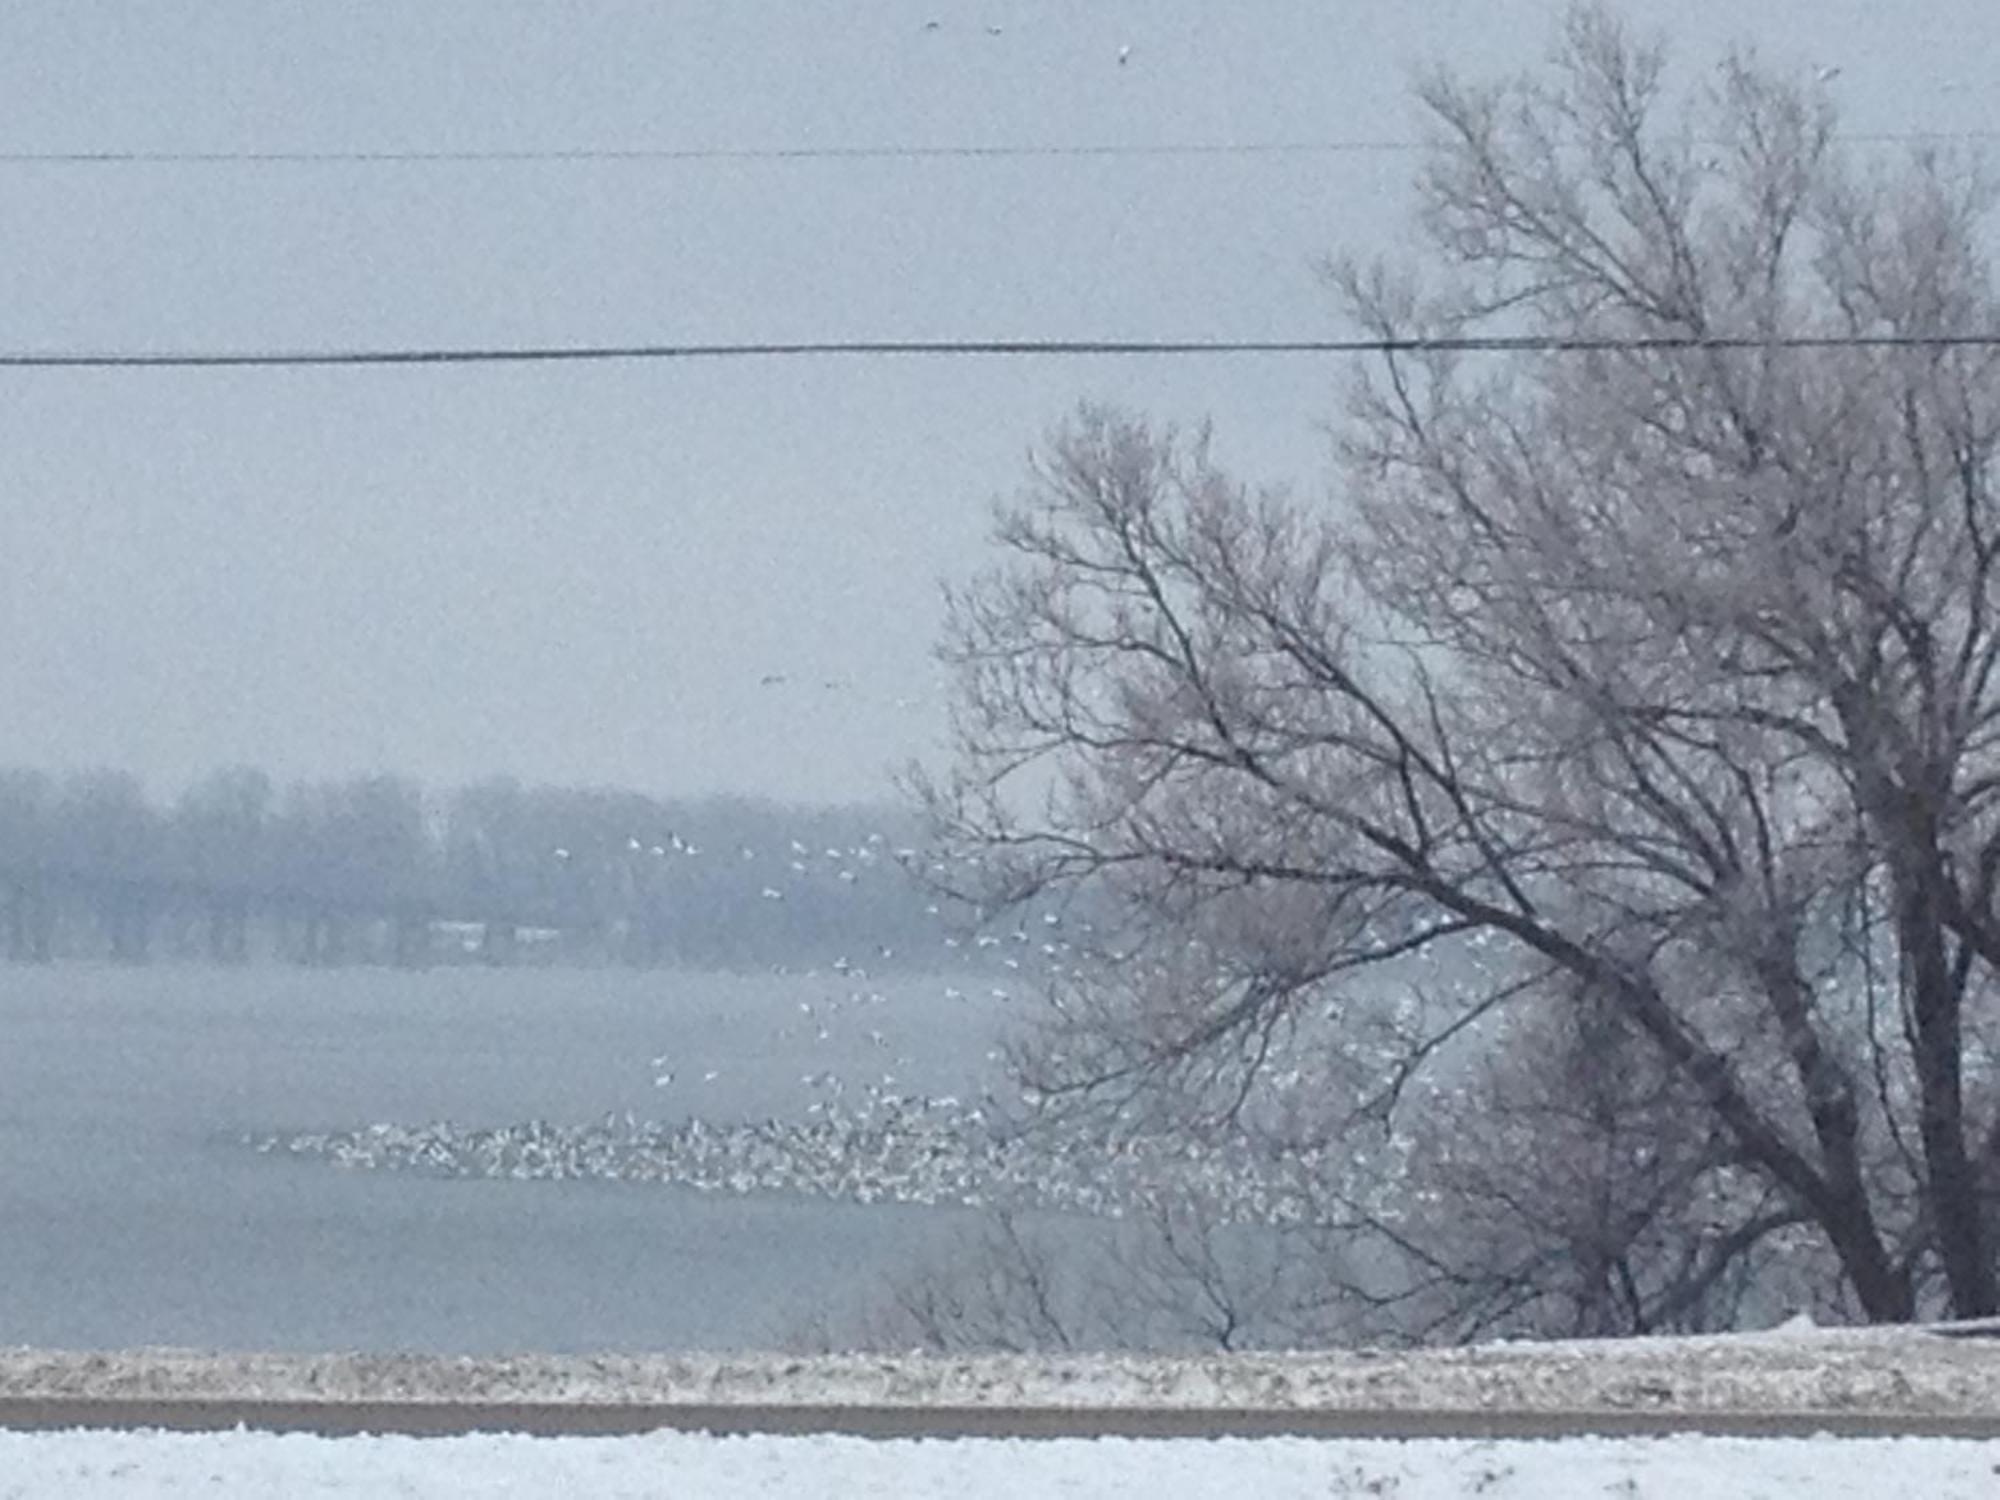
xmin=0 ymin=766 xmax=953 ymax=968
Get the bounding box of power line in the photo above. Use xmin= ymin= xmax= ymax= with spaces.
xmin=3 ymin=332 xmax=1999 ymax=370
xmin=0 ymin=129 xmax=1992 ymax=168
xmin=0 ymin=141 xmax=1424 ymax=166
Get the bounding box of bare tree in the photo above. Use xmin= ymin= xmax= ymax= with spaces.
xmin=57 ymin=769 xmax=162 ymax=962
xmin=0 ymin=770 xmax=56 ymax=962
xmin=921 ymin=7 xmax=2000 ymax=1329
xmin=832 ymin=1206 xmax=1355 ymax=1356
xmin=171 ymin=767 xmax=273 ymax=962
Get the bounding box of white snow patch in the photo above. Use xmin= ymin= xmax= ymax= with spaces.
xmin=0 ymin=1429 xmax=1996 ymax=1497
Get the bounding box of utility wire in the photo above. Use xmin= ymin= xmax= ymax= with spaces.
xmin=0 ymin=129 xmax=1992 ymax=168
xmin=4 ymin=333 xmax=2000 ymax=369
xmin=0 ymin=141 xmax=1412 ymax=165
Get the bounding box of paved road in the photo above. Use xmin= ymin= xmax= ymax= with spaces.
xmin=4 ymin=1398 xmax=1999 ymax=1440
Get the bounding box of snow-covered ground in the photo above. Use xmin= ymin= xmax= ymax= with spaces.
xmin=2 ymin=1428 xmax=1996 ymax=1498
xmin=5 ymin=1321 xmax=2000 ymax=1415
xmin=8 ymin=1329 xmax=1999 ymax=1493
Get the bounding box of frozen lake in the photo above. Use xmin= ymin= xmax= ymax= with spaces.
xmin=0 ymin=964 xmax=1013 ymax=1354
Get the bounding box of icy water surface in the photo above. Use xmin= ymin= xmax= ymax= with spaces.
xmin=0 ymin=964 xmax=1009 ymax=1353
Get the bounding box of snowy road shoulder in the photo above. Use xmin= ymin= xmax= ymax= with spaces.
xmin=8 ymin=1332 xmax=2000 ymax=1495
xmin=6 ymin=1322 xmax=2000 ymax=1423
xmin=2 ymin=1428 xmax=1997 ymax=1499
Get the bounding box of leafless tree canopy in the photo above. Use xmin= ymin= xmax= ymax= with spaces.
xmin=919 ymin=6 xmax=2000 ymax=1335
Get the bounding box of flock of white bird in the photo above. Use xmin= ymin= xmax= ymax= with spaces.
xmin=641 ymin=827 xmax=1092 ymax=1096
xmin=254 ymin=1090 xmax=1334 ymax=1229
xmin=248 ymin=818 xmax=1176 ymax=1224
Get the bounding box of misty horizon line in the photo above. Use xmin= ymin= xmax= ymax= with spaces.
xmin=0 ymin=761 xmax=918 ymax=820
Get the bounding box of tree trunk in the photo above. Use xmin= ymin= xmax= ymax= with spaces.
xmin=1894 ymin=844 xmax=1998 ymax=1317
xmin=481 ymin=920 xmax=515 ymax=966
xmin=392 ymin=911 xmax=429 ymax=968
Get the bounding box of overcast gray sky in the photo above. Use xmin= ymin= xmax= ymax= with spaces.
xmin=0 ymin=1 xmax=1992 ymax=804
